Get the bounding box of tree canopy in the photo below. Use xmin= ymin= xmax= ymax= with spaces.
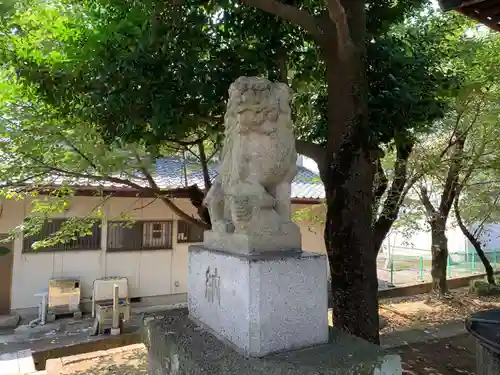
xmin=1 ymin=0 xmax=461 ymax=150
xmin=391 ymin=28 xmax=500 ymax=292
xmin=0 ymin=0 xmax=483 ymax=343
xmin=0 ymin=0 xmax=466 ymax=237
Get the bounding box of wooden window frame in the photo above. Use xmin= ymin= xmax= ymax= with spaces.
xmin=107 ymin=220 xmax=173 ymax=252
xmin=22 ymin=218 xmax=102 ymax=253
xmin=177 ymin=220 xmax=204 ymax=244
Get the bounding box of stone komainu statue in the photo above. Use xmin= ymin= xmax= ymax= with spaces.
xmin=204 ymin=77 xmax=298 ymax=237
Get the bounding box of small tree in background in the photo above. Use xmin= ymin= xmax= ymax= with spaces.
xmin=0 ymin=0 xmax=473 ymax=343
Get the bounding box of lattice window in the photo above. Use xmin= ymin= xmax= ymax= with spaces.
xmin=177 ymin=220 xmax=204 ymax=244
xmin=23 ymin=218 xmax=101 ymax=252
xmin=107 ymin=221 xmax=173 ymax=251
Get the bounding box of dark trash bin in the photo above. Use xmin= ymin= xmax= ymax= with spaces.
xmin=465 ymin=309 xmax=500 ymax=375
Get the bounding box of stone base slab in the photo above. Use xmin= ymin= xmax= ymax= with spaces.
xmin=0 ymin=313 xmax=20 ymax=329
xmin=203 ymin=222 xmax=301 ymax=254
xmin=188 ymin=245 xmax=328 ymax=357
xmin=144 ymin=313 xmax=402 ymax=375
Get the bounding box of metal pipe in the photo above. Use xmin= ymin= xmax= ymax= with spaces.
xmin=111 ymin=284 xmax=120 ymax=335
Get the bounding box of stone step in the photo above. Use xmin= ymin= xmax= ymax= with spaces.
xmin=0 ymin=349 xmax=36 ymax=375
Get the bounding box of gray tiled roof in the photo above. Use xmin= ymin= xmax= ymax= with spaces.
xmin=158 ymin=158 xmax=324 ymax=199
xmin=63 ymin=157 xmax=325 ymax=200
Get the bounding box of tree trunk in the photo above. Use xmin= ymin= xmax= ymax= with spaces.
xmin=468 ymin=232 xmax=495 ymax=284
xmin=421 ymin=130 xmax=467 ymax=296
xmin=325 ymin=156 xmax=379 ymax=344
xmin=323 ymin=1 xmax=379 ymax=345
xmin=454 ymin=199 xmax=495 ymax=284
xmin=243 ymin=0 xmax=378 ymax=344
xmin=372 ymin=140 xmax=414 ymax=254
xmin=197 ymin=141 xmax=212 ymax=192
xmin=430 ymin=218 xmax=449 ymax=295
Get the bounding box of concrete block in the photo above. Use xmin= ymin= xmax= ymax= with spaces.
xmin=188 ymin=246 xmax=329 ymax=357
xmin=144 ymin=313 xmax=402 ymax=375
xmin=110 ymin=328 xmax=121 ymax=336
xmin=203 ymin=223 xmax=301 ymax=255
xmin=0 ymin=313 xmax=20 ymax=329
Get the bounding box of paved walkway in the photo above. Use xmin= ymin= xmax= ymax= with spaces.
xmin=0 ymin=349 xmax=36 ymax=375
xmin=0 ymin=314 xmax=142 ymax=356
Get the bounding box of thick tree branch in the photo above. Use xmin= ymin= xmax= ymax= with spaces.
xmin=472 ymin=191 xmax=500 ymax=238
xmin=400 ymin=172 xmax=422 ymax=203
xmin=437 ymin=98 xmax=483 ymax=215
xmin=59 ymin=135 xmax=99 ymax=170
xmin=459 ymin=160 xmax=500 ymax=239
xmin=198 ymin=141 xmax=212 ymax=191
xmin=295 ymin=139 xmax=325 ymax=171
xmin=159 ymin=196 xmax=209 ymax=230
xmin=168 ymin=133 xmax=209 ymax=147
xmin=25 ymin=154 xmax=151 ymax=191
xmin=0 ymin=172 xmax=51 ymax=188
xmin=132 ymin=197 xmax=159 ymax=211
xmin=372 ymin=141 xmax=414 ymax=254
xmin=454 ymin=190 xmax=496 ymax=284
xmin=206 ymin=145 xmax=220 ymax=163
xmin=419 ymin=186 xmax=436 ymax=217
xmin=133 ymin=152 xmax=159 ymax=189
xmin=372 ymin=157 xmax=388 ymax=211
xmin=131 ymin=152 xmax=210 ymax=228
xmin=324 ymin=0 xmax=353 ymax=59
xmin=20 ymin=152 xmax=208 ymax=227
xmin=240 ymin=0 xmax=323 ymax=41
xmin=438 ymin=134 xmax=466 ymax=219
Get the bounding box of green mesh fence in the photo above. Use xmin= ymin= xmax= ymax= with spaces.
xmin=376 ymin=249 xmax=499 ymax=287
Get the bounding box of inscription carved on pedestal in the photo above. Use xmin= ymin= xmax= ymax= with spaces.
xmin=205 ymin=266 xmax=221 ymax=305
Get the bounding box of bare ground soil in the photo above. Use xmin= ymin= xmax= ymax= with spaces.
xmin=52 ymin=288 xmax=499 ymax=374
xmin=395 ymin=334 xmax=476 ymax=375
xmin=379 ymin=287 xmax=500 ymax=333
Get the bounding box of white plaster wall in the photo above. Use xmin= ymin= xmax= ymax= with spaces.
xmin=292 ymin=204 xmax=326 ymax=255
xmin=475 ymin=223 xmax=500 ymax=252
xmin=0 ymin=196 xmax=325 ymax=309
xmin=385 ymin=219 xmax=470 ymax=258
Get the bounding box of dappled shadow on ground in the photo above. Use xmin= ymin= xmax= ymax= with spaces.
xmin=57 ymin=333 xmax=476 ymax=375
xmin=379 ymin=287 xmax=500 ymax=333
xmin=58 ymin=348 xmax=148 ymax=375
xmin=394 ymin=334 xmax=475 ymax=375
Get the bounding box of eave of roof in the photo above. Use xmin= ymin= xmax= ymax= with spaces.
xmin=65 ymin=187 xmax=322 ymax=205
xmin=440 ymin=0 xmax=500 ymax=31
xmin=17 ymin=157 xmax=326 ymax=201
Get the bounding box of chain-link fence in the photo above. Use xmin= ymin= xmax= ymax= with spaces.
xmin=376 ymin=248 xmax=500 ymax=289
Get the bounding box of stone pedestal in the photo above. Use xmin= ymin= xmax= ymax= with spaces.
xmin=203 ymin=222 xmax=302 ymax=255
xmin=144 ymin=311 xmax=402 ymax=375
xmin=188 ymin=245 xmax=329 ymax=358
